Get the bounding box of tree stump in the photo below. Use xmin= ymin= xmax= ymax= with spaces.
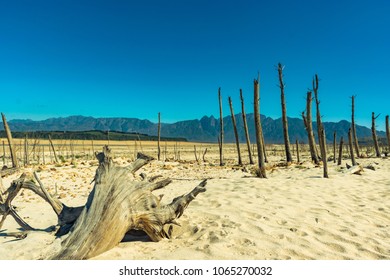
xmin=0 ymin=146 xmax=207 ymax=260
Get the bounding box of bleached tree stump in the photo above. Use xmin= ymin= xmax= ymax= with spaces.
xmin=0 ymin=146 xmax=207 ymax=260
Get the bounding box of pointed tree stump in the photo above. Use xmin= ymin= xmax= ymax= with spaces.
xmin=0 ymin=146 xmax=207 ymax=260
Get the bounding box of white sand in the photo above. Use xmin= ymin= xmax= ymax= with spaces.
xmin=1 ymin=153 xmax=389 ymax=260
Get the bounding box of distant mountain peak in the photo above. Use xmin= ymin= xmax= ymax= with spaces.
xmin=1 ymin=115 xmax=385 ymax=143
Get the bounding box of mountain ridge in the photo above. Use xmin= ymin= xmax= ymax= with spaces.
xmin=1 ymin=114 xmax=386 ymax=144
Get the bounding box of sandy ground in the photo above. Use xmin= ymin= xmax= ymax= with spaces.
xmin=0 ymin=144 xmax=389 ymax=260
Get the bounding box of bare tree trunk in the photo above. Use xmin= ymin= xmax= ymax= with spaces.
xmin=337 ymin=136 xmax=344 ymax=166
xmin=202 ymin=148 xmax=208 ymax=162
xmin=351 ymin=95 xmax=360 ymax=157
xmin=348 ymin=128 xmax=357 ymax=166
xmin=228 ymin=97 xmax=242 ymax=165
xmin=15 ymin=139 xmax=20 ymax=165
xmin=157 ymin=112 xmax=161 ymax=161
xmin=31 ymin=138 xmax=37 ymax=162
xmin=302 ymin=92 xmax=319 ymax=164
xmin=277 ymin=63 xmax=292 ymax=163
xmin=194 ymin=145 xmax=199 ymax=163
xmin=218 ymin=88 xmax=224 ymax=166
xmin=261 ymin=131 xmax=268 ymax=163
xmin=333 ymin=131 xmax=337 ymax=163
xmin=173 ymin=142 xmax=177 ymax=161
xmin=371 ymin=112 xmax=381 ymax=157
xmin=386 ymin=115 xmax=390 ymax=154
xmin=82 ymin=140 xmax=86 ymax=159
xmin=296 ymin=139 xmax=300 ymax=163
xmin=70 ymin=139 xmax=75 ymax=161
xmin=319 ymin=125 xmax=328 ymax=178
xmin=1 ymin=113 xmax=19 ymax=168
xmin=254 ymin=78 xmax=266 ymax=178
xmin=24 ymin=135 xmax=29 ymax=166
xmin=36 ymin=142 xmax=41 ymax=165
xmin=18 ymin=139 xmax=22 ymax=164
xmin=2 ymin=140 xmax=5 ymax=166
xmin=48 ymin=135 xmax=59 ymax=163
xmin=42 ymin=145 xmax=45 ymax=165
xmin=0 ymin=180 xmax=4 ymax=201
xmin=313 ymin=75 xmax=322 ymax=156
xmin=164 ymin=141 xmax=168 ymax=161
xmin=240 ymin=89 xmax=254 ymax=164
xmin=137 ymin=134 xmax=144 ymax=153
xmin=313 ymin=76 xmax=328 ymax=177
xmin=49 ymin=141 xmax=53 ymax=163
xmin=91 ymin=140 xmax=95 ymax=155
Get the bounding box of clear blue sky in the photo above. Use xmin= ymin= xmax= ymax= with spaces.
xmin=1 ymin=0 xmax=389 ymax=129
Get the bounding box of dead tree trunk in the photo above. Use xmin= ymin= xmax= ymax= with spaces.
xmin=228 ymin=97 xmax=242 ymax=165
xmin=333 ymin=131 xmax=337 ymax=163
xmin=313 ymin=75 xmax=328 ymax=177
xmin=218 ymin=87 xmax=224 ymax=166
xmin=194 ymin=145 xmax=199 ymax=163
xmin=371 ymin=112 xmax=381 ymax=157
xmin=240 ymin=89 xmax=254 ymax=164
xmin=319 ymin=125 xmax=328 ymax=178
xmin=386 ymin=115 xmax=390 ymax=154
xmin=82 ymin=140 xmax=86 ymax=159
xmin=338 ymin=136 xmax=344 ymax=166
xmin=42 ymin=145 xmax=45 ymax=165
xmin=164 ymin=141 xmax=167 ymax=161
xmin=348 ymin=128 xmax=357 ymax=166
xmin=296 ymin=139 xmax=300 ymax=163
xmin=202 ymin=147 xmax=208 ymax=162
xmin=157 ymin=112 xmax=161 ymax=161
xmin=261 ymin=132 xmax=268 ymax=163
xmin=313 ymin=75 xmax=322 ymax=154
xmin=254 ymin=78 xmax=266 ymax=178
xmin=2 ymin=140 xmax=5 ymax=166
xmin=1 ymin=113 xmax=19 ymax=168
xmin=0 ymin=146 xmax=207 ymax=260
xmin=91 ymin=140 xmax=95 ymax=156
xmin=24 ymin=135 xmax=29 ymax=166
xmin=351 ymin=95 xmax=360 ymax=157
xmin=277 ymin=63 xmax=292 ymax=163
xmin=302 ymin=92 xmax=319 ymax=164
xmin=48 ymin=135 xmax=59 ymax=163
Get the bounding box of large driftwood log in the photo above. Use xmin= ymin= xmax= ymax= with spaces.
xmin=0 ymin=146 xmax=207 ymax=260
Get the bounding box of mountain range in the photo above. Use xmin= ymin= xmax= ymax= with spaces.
xmin=1 ymin=114 xmax=386 ymax=144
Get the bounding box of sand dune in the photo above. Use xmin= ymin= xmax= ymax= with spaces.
xmin=1 ymin=150 xmax=389 ymax=260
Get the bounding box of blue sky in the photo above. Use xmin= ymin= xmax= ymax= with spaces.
xmin=1 ymin=0 xmax=389 ymax=129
